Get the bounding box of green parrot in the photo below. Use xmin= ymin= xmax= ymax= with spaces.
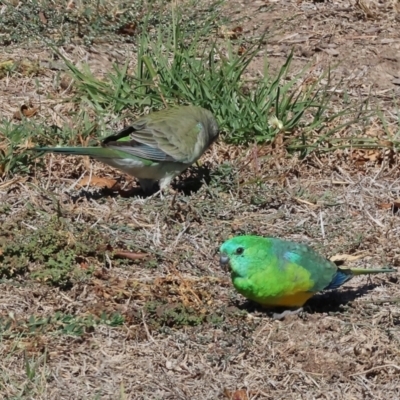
xmin=220 ymin=235 xmax=395 ymax=317
xmin=34 ymin=106 xmax=219 ymax=193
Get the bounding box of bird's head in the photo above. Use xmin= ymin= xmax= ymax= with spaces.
xmin=201 ymin=109 xmax=219 ymax=144
xmin=208 ymin=117 xmax=219 ymax=143
xmin=219 ymin=235 xmax=265 ymax=278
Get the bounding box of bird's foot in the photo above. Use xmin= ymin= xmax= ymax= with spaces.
xmin=146 ymin=189 xmax=164 ymax=200
xmin=272 ymin=307 xmax=304 ymax=321
xmin=146 ymin=186 xmax=176 ymax=200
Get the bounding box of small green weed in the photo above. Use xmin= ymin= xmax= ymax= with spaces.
xmin=374 ymin=97 xmax=400 ymax=149
xmin=0 ymin=121 xmax=38 ymax=177
xmin=0 ymin=215 xmax=107 ymax=288
xmin=0 ymin=311 xmax=124 ymax=338
xmin=143 ymin=300 xmax=243 ymax=330
xmin=145 ymin=301 xmax=206 ymax=328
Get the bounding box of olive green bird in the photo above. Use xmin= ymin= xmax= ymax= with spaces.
xmin=34 ymin=106 xmax=219 ymax=193
xmin=220 ymin=236 xmax=395 ymax=317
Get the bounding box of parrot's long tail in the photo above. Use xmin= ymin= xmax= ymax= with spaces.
xmin=326 ymin=267 xmax=395 ymax=290
xmin=346 ymin=267 xmax=396 ymax=276
xmin=33 ymin=147 xmax=119 ymax=159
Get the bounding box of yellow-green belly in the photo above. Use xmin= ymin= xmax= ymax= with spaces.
xmin=258 ymin=292 xmax=314 ymax=308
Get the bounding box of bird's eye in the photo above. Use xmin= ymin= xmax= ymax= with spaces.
xmin=235 ymin=247 xmax=244 ymax=255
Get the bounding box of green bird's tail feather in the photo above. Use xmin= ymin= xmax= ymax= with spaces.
xmin=327 ymin=266 xmax=395 ymax=290
xmin=33 ymin=147 xmax=124 ymax=159
xmin=344 ymin=267 xmax=396 ymax=276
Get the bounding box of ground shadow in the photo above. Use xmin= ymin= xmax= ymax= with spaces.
xmin=66 ymin=164 xmax=213 ymax=202
xmin=235 ymin=282 xmax=382 ymax=318
xmin=171 ymin=164 xmax=213 ymax=196
xmin=68 ymin=185 xmax=144 ymax=203
xmin=305 ymin=283 xmax=380 ymax=314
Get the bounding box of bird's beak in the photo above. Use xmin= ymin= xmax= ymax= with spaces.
xmin=219 ymin=254 xmax=230 ymax=270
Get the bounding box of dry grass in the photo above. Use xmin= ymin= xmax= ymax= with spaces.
xmin=1 ymin=0 xmax=400 ymax=399
xmin=2 ymin=142 xmax=400 ymax=399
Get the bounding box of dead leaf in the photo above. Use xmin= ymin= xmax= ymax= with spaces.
xmin=330 ymin=253 xmax=366 ymax=263
xmin=218 ymin=25 xmax=243 ymax=40
xmin=80 ymin=262 xmax=89 ymax=270
xmin=350 ymin=149 xmax=384 ymax=165
xmin=78 ymin=176 xmax=119 ymax=189
xmin=237 ymin=44 xmax=247 ymax=56
xmin=378 ymin=200 xmax=400 ymax=213
xmin=39 ymin=11 xmax=47 ymax=24
xmin=60 ymin=73 xmax=73 ymax=91
xmin=365 ymin=150 xmax=380 ymax=162
xmin=117 ymin=22 xmax=137 ymax=36
xmin=224 ymin=389 xmax=257 ymax=400
xmin=13 ymin=104 xmax=38 ymax=120
xmin=232 ymin=26 xmax=243 ymax=35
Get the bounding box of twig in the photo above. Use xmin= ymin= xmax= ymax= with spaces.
xmin=142 ymin=311 xmax=156 ymax=344
xmin=320 ymin=209 xmax=325 ymax=239
xmin=364 ymin=209 xmax=385 ymax=228
xmin=350 ymin=364 xmax=400 ymax=377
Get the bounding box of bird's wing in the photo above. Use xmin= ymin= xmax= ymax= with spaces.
xmin=101 ymin=123 xmax=176 ymax=162
xmin=272 ymin=240 xmax=337 ymax=292
xmin=102 ymin=107 xmax=210 ymax=164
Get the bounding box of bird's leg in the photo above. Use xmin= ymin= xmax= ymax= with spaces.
xmin=147 ymin=186 xmax=174 ymax=200
xmin=170 ymin=190 xmax=178 ymax=207
xmin=272 ymin=307 xmax=304 ymax=320
xmin=147 ymin=188 xmax=164 ymax=200
xmin=156 ymin=175 xmax=177 ymax=200
xmin=138 ymin=178 xmax=173 ymax=200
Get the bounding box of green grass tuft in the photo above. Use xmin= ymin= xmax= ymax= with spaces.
xmin=48 ymin=6 xmax=371 ymax=153
xmin=2 ymin=1 xmax=393 ymax=177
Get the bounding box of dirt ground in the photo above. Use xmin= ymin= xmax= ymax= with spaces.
xmin=1 ymin=1 xmax=400 ymax=399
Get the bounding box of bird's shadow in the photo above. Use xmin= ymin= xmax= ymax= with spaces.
xmin=68 ymin=186 xmax=141 ymax=203
xmin=236 ymin=282 xmax=381 ymax=318
xmin=172 ymin=164 xmax=213 ymax=196
xmin=67 ymin=164 xmax=213 ymax=203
